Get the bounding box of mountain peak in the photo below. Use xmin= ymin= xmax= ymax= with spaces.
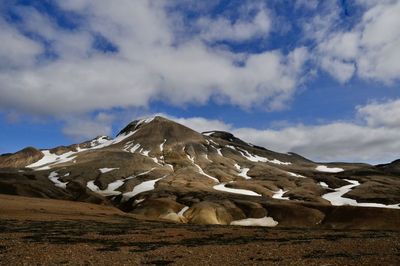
xmin=116 ymin=116 xmax=170 ymax=137
xmin=116 ymin=116 xmax=205 ymax=147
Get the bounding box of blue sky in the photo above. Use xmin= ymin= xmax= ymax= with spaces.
xmin=0 ymin=0 xmax=400 ymax=163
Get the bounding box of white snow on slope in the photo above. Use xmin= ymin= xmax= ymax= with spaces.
xmin=288 ymin=172 xmax=305 ymax=178
xmin=99 ymin=168 xmax=119 ymax=174
xmin=186 ymin=154 xmax=195 ymax=164
xmin=234 ymin=164 xmax=251 ymax=180
xmin=186 ymin=154 xmax=219 ymax=182
xmin=195 ymin=163 xmax=219 ymax=183
xmin=202 ymin=132 xmax=215 ymax=136
xmin=90 ymin=129 xmax=139 ymax=150
xmin=316 ymin=165 xmax=344 ymax=173
xmin=125 ymin=168 xmax=155 ymax=180
xmin=28 ymin=130 xmax=140 ymax=170
xmin=140 ymin=117 xmax=155 ymax=124
xmin=89 ymin=136 xmax=109 ymax=147
xmin=319 ymin=182 xmax=329 ymax=188
xmin=165 ymin=163 xmax=174 ymax=171
xmin=322 ymin=179 xmax=400 ymax=209
xmin=237 ymin=148 xmax=291 ymax=165
xmin=160 ymin=139 xmax=167 ymax=152
xmin=27 ymin=151 xmax=77 ymax=170
xmin=203 ymin=153 xmax=212 ymax=162
xmin=48 ymin=171 xmax=68 ymax=189
xmin=124 ymin=142 xmax=162 ymax=165
xmin=272 ymin=189 xmax=290 ymax=200
xmin=122 ymin=177 xmax=164 ymax=200
xmin=213 ymin=182 xmax=261 ymax=196
xmin=177 ymin=206 xmax=189 ymax=217
xmin=87 ymin=179 xmax=124 ymax=196
xmin=126 ymin=143 xmax=141 ymax=153
xmin=230 ymin=216 xmax=278 ymax=227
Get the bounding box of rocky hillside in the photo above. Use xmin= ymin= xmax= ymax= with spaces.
xmin=0 ymin=116 xmax=399 ymax=229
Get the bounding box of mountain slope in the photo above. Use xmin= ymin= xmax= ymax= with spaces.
xmin=0 ymin=116 xmax=399 ymax=228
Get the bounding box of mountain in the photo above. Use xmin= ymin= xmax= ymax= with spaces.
xmin=0 ymin=116 xmax=399 ymax=229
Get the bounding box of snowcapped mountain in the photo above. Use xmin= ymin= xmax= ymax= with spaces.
xmin=0 ymin=116 xmax=399 ymax=228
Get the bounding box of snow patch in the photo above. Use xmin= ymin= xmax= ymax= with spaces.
xmin=213 ymin=182 xmax=261 ymax=196
xmin=48 ymin=171 xmax=68 ymax=189
xmin=319 ymin=182 xmax=329 ymax=188
xmin=272 ymin=189 xmax=290 ymax=200
xmin=203 ymin=153 xmax=212 ymax=162
xmin=234 ymin=164 xmax=251 ymax=180
xmin=316 ymin=165 xmax=344 ymax=173
xmin=202 ymin=132 xmax=215 ymax=136
xmin=87 ymin=179 xmax=124 ymax=196
xmin=186 ymin=153 xmax=218 ymax=182
xmin=160 ymin=139 xmax=167 ymax=152
xmin=177 ymin=206 xmax=189 ymax=217
xmin=288 ymin=172 xmax=305 ymax=178
xmin=238 ymin=149 xmax=291 ymax=165
xmin=195 ymin=163 xmax=219 ymax=182
xmin=230 ymin=216 xmax=278 ymax=227
xmin=28 ymin=129 xmax=140 ymax=170
xmin=89 ymin=136 xmax=109 ymax=148
xmin=322 ymin=179 xmax=400 ymax=209
xmin=99 ymin=168 xmax=119 ymax=174
xmin=125 ymin=168 xmax=155 ymax=180
xmin=186 ymin=154 xmax=195 ymax=164
xmin=27 ymin=150 xmax=77 ymax=170
xmin=122 ymin=176 xmax=165 ymax=200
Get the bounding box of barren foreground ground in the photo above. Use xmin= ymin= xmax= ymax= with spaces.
xmin=0 ymin=195 xmax=399 ymax=265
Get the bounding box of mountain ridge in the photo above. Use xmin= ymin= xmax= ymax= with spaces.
xmin=0 ymin=115 xmax=399 ymax=229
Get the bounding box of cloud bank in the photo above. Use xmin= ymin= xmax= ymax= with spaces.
xmin=171 ymin=99 xmax=400 ymax=163
xmin=0 ymin=1 xmax=307 ymax=116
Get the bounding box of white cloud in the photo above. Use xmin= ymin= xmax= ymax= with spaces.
xmin=319 ymin=57 xmax=356 ymax=83
xmin=162 ymin=99 xmax=400 ymax=163
xmin=0 ymin=18 xmax=43 ymax=69
xmin=357 ymin=1 xmax=400 ymax=82
xmin=0 ymin=0 xmax=307 ymax=116
xmin=62 ymin=113 xmax=114 ymax=141
xmin=161 ymin=114 xmax=232 ymax=133
xmin=196 ymin=4 xmax=271 ymax=42
xmin=357 ymin=99 xmax=400 ymax=128
xmin=311 ymin=0 xmax=400 ymax=83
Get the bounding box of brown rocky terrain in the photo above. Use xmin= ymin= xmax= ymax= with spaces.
xmin=0 ymin=194 xmax=399 ymax=265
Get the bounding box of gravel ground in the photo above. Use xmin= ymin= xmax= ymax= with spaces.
xmin=0 ymin=194 xmax=399 ymax=265
xmin=0 ymin=218 xmax=399 ymax=266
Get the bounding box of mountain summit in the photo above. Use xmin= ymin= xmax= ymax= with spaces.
xmin=0 ymin=116 xmax=399 ymax=228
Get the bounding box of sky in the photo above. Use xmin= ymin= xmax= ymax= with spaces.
xmin=0 ymin=0 xmax=400 ymax=163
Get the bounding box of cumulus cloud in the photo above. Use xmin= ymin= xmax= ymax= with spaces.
xmin=0 ymin=18 xmax=42 ymax=68
xmin=357 ymin=99 xmax=400 ymax=128
xmin=62 ymin=113 xmax=114 ymax=141
xmin=0 ymin=1 xmax=306 ymax=116
xmin=311 ymin=0 xmax=400 ymax=83
xmin=164 ymin=99 xmax=400 ymax=163
xmin=196 ymin=3 xmax=271 ymax=42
